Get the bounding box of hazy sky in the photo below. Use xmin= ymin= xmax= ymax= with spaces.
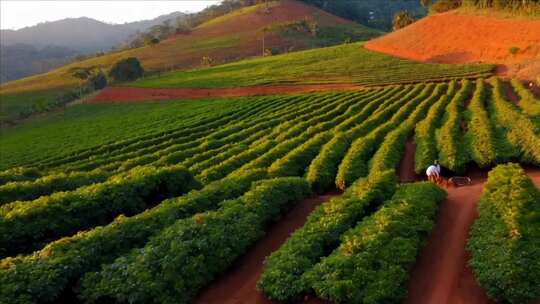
xmin=0 ymin=1 xmax=222 ymax=30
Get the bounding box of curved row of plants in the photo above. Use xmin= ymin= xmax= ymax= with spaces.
xmin=468 ymin=163 xmax=540 ymax=304
xmin=80 ymin=177 xmax=311 ymax=304
xmin=414 ymin=80 xmax=458 ymax=173
xmin=0 ymin=165 xmax=198 ymax=258
xmin=306 ymin=85 xmax=412 ymax=192
xmin=490 ymin=78 xmax=540 ymax=165
xmin=307 ymin=182 xmax=446 ymax=303
xmin=336 ymin=83 xmax=440 ymax=189
xmin=0 ymin=170 xmax=268 ymax=304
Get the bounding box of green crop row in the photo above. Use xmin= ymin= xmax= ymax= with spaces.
xmin=414 ymin=81 xmax=458 ymax=174
xmin=257 ymin=170 xmax=396 ymax=302
xmin=0 ymin=165 xmax=198 ymax=257
xmin=33 ymin=97 xmax=262 ymax=169
xmin=43 ymin=94 xmax=297 ymax=171
xmin=59 ymin=98 xmax=290 ymax=172
xmin=67 ymin=91 xmax=351 ymax=174
xmin=436 ymin=79 xmax=474 ymax=173
xmin=307 ymin=182 xmax=446 ymax=303
xmin=0 ymin=167 xmax=41 ymax=186
xmin=468 ymin=163 xmax=540 ymax=303
xmin=0 ymin=170 xmax=267 ymax=304
xmin=334 ymin=86 xmax=405 ymax=133
xmin=370 ymin=83 xmax=449 ymax=175
xmin=189 ymin=91 xmax=361 ymax=182
xmin=490 ymin=78 xmax=540 ymax=165
xmin=306 ymin=85 xmax=411 ymax=192
xmin=336 ymin=83 xmax=437 ymax=189
xmin=465 ymin=79 xmax=498 ymax=168
xmin=510 ymin=78 xmax=540 ymax=117
xmin=195 ymin=92 xmax=368 ymax=184
xmin=0 ymin=168 xmax=111 ymax=206
xmin=269 ymin=132 xmax=333 ymax=177
xmin=80 ymin=177 xmax=311 ymax=304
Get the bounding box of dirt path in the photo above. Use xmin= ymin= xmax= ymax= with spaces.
xmin=194 ymin=193 xmax=339 ymax=304
xmin=398 ymin=138 xmax=420 ymax=182
xmin=89 ymin=84 xmax=366 ymax=103
xmin=501 ymin=80 xmax=520 ymax=104
xmin=406 ymin=167 xmax=540 ymax=304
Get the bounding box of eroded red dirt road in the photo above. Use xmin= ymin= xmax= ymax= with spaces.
xmin=89 ymin=84 xmax=364 ymax=103
xmin=194 ymin=193 xmax=338 ymax=304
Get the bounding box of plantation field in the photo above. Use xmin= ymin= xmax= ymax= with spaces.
xmin=130 ymin=43 xmax=495 ymax=89
xmin=0 ymin=0 xmax=379 ymax=124
xmin=1 ymin=77 xmax=539 ymax=304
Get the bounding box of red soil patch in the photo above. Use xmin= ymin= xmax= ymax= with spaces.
xmin=501 ymin=81 xmax=520 ymax=104
xmin=89 ymin=84 xmax=364 ymax=103
xmin=194 ymin=193 xmax=339 ymax=304
xmin=365 ymin=11 xmax=540 ymax=80
xmin=398 ymin=138 xmax=421 ymax=182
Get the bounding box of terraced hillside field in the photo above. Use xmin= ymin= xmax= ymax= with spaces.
xmin=1 ymin=77 xmax=539 ymax=304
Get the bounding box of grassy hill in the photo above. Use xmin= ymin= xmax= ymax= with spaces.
xmin=0 ymin=0 xmax=380 ymax=124
xmin=126 ymin=42 xmax=494 ymax=90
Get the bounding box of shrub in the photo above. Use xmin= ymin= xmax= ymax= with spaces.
xmin=468 ymin=163 xmax=540 ymax=303
xmin=415 ymin=81 xmax=457 ymax=173
xmin=465 ymin=79 xmax=498 ymax=167
xmin=508 ymin=46 xmax=520 ymax=55
xmin=0 ymin=170 xmax=267 ymax=304
xmin=392 ymin=11 xmax=416 ymax=31
xmin=306 ymin=182 xmax=446 ymax=303
xmin=0 ymin=168 xmax=111 ymax=205
xmin=81 ymin=177 xmax=311 ymax=304
xmin=0 ymin=165 xmax=198 ymax=257
xmin=257 ymin=170 xmax=396 ymax=302
xmin=490 ymin=77 xmax=540 ymax=165
xmin=509 ymin=78 xmax=540 ymax=116
xmin=436 ymin=79 xmax=474 ymax=173
xmin=108 ymin=57 xmax=144 ymax=82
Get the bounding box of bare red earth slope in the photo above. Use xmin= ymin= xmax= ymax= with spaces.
xmin=365 ymin=11 xmax=540 ymax=80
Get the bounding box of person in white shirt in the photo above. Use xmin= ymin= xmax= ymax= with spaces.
xmin=426 ymin=160 xmax=441 ymax=184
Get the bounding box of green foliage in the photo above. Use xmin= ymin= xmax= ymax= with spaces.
xmin=0 ymin=165 xmax=198 ymax=257
xmin=306 ymin=182 xmax=446 ymax=303
xmin=415 ymin=80 xmax=457 ymax=173
xmin=436 ymin=79 xmax=474 ymax=173
xmin=0 ymin=168 xmax=110 ymax=205
xmin=131 ymin=43 xmax=494 ymax=89
xmin=336 ymin=83 xmax=437 ymax=189
xmin=268 ymin=132 xmax=333 ymax=177
xmin=0 ymin=170 xmax=267 ymax=304
xmin=257 ymin=170 xmax=397 ymax=302
xmin=468 ymin=163 xmax=540 ymax=303
xmin=490 ymin=77 xmax=540 ymax=165
xmin=80 ymin=177 xmax=311 ymax=304
xmin=465 ymin=79 xmax=498 ymax=167
xmin=0 ymin=167 xmax=41 ymax=185
xmin=370 ymin=83 xmax=448 ymax=175
xmin=108 ymin=57 xmax=144 ymax=82
xmin=430 ymin=0 xmax=461 ymax=13
xmin=508 ymin=46 xmax=520 ymax=55
xmin=510 ymin=78 xmax=540 ymax=116
xmin=393 ymin=11 xmax=416 ymax=31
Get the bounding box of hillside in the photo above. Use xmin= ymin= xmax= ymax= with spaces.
xmin=365 ymin=10 xmax=540 ymax=80
xmin=0 ymin=0 xmax=381 ymax=124
xmin=0 ymin=13 xmax=186 ymax=82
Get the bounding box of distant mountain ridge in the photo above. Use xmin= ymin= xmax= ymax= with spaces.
xmin=0 ymin=12 xmax=186 ymax=82
xmin=1 ymin=12 xmax=186 ymax=52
